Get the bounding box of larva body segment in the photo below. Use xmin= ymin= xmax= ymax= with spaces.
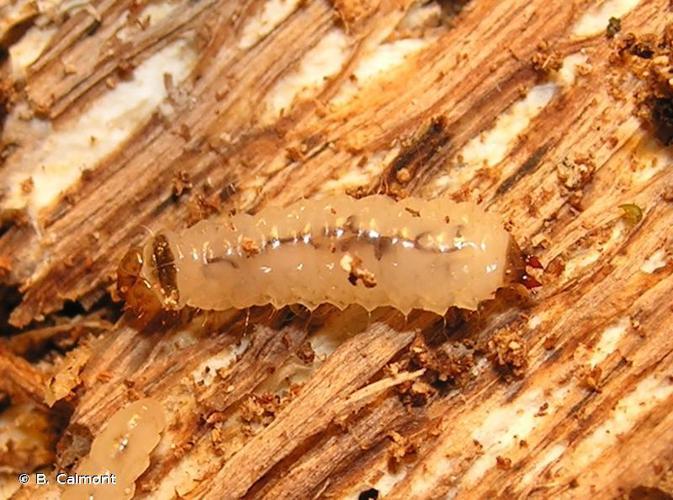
xmin=123 ymin=195 xmax=516 ymax=316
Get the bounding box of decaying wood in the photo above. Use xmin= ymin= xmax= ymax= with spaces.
xmin=1 ymin=0 xmax=673 ymax=498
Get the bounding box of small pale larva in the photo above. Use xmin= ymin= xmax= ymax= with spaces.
xmin=118 ymin=195 xmax=523 ymax=318
xmin=61 ymin=398 xmax=166 ymax=500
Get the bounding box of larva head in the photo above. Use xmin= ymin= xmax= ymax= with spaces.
xmin=149 ymin=234 xmax=180 ymax=308
xmin=116 ymin=245 xmax=163 ymax=320
xmin=117 ymin=234 xmax=181 ymax=319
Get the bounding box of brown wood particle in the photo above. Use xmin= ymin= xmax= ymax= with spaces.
xmin=286 ymin=146 xmax=306 ymax=163
xmin=557 ymin=156 xmax=596 ymax=191
xmin=172 ymin=170 xmax=193 ymax=197
xmin=127 ymin=387 xmax=144 ymax=401
xmin=387 ymin=431 xmax=418 ymax=472
xmin=241 ymin=237 xmax=261 ymax=257
xmin=96 ymin=371 xmax=113 ymax=383
xmin=408 ymin=335 xmax=475 ymax=384
xmin=543 ymin=335 xmax=558 ymax=350
xmin=556 ymin=155 xmax=596 ymax=209
xmin=240 ymin=393 xmax=277 ymax=427
xmin=296 ymin=340 xmax=316 ymax=364
xmin=619 ymin=25 xmax=673 ymax=144
xmin=496 ymin=455 xmax=513 ymax=470
xmin=607 ymin=17 xmax=622 ymax=38
xmin=531 ymin=42 xmax=563 ymax=75
xmin=397 ymin=379 xmax=435 ymax=407
xmin=186 ymin=190 xmax=222 ymax=225
xmin=535 ymin=402 xmax=549 ymax=417
xmin=342 ymin=254 xmax=377 ymax=288
xmin=20 ymin=177 xmax=34 ymax=194
xmin=662 ymin=185 xmax=673 ymax=202
xmin=545 ymin=255 xmax=566 ymax=277
xmin=582 ymin=366 xmax=603 ymax=392
xmin=396 ymin=168 xmax=411 ymax=183
xmin=0 ymin=256 xmax=12 ymax=279
xmin=178 ymin=124 xmax=191 ymax=141
xmin=488 ymin=328 xmax=529 ymax=378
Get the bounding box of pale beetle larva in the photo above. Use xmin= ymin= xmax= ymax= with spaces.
xmin=118 ymin=195 xmax=524 ymax=317
xmin=61 ymin=398 xmax=166 ymax=500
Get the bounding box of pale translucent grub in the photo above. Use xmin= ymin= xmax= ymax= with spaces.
xmin=61 ymin=398 xmax=166 ymax=500
xmin=130 ymin=195 xmax=513 ymax=316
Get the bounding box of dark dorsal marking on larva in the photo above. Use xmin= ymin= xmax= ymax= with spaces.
xmin=372 ymin=236 xmax=393 ymax=260
xmin=152 ymin=234 xmax=179 ymax=306
xmin=203 ymin=222 xmax=467 ymax=266
xmin=205 ymin=255 xmax=239 ymax=268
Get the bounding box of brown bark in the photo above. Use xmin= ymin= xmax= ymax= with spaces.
xmin=1 ymin=0 xmax=673 ymax=498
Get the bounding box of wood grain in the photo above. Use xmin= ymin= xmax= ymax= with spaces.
xmin=1 ymin=0 xmax=673 ymax=498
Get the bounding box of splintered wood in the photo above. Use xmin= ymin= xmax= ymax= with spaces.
xmin=1 ymin=0 xmax=673 ymax=499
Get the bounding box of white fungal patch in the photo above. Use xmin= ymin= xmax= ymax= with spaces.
xmin=435 ymin=83 xmax=556 ymax=191
xmin=323 ymin=169 xmax=373 ymax=193
xmin=9 ymin=25 xmax=57 ymax=76
xmin=520 ymin=442 xmax=567 ymax=486
xmin=527 ymin=314 xmax=543 ymax=329
xmin=397 ymin=1 xmax=442 ymax=32
xmin=257 ymin=355 xmax=316 ymax=391
xmin=322 ymin=149 xmax=400 ymax=193
xmin=129 ymin=195 xmax=515 ymax=316
xmin=331 ymin=37 xmax=429 ymax=106
xmin=463 ymin=388 xmax=545 ymax=485
xmin=368 ymin=467 xmax=407 ymax=497
xmin=573 ymin=0 xmax=641 ymax=38
xmin=410 ymin=385 xmax=553 ymax=497
xmin=641 ymin=249 xmax=668 ymax=274
xmin=2 ymin=40 xmax=197 ymax=219
xmin=61 ymin=398 xmax=166 ymax=500
xmin=263 ymin=29 xmax=350 ymax=121
xmin=239 ymin=0 xmax=303 ymax=49
xmin=117 ymin=1 xmax=182 ymax=41
xmin=632 ymin=136 xmax=673 ymax=184
xmin=191 ymin=338 xmax=250 ymax=386
xmin=462 ymin=84 xmax=557 ymax=169
xmin=589 ymin=317 xmax=630 ymax=368
xmin=470 ymin=356 xmax=491 ymax=378
xmin=563 ymin=373 xmax=673 ymax=472
xmin=563 ymin=222 xmax=625 ymax=280
xmin=563 ymin=249 xmax=601 ymax=279
xmin=141 ymin=1 xmax=180 ymax=24
xmin=555 ymin=52 xmax=589 ymax=87
xmin=434 ymin=52 xmax=587 ymax=191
